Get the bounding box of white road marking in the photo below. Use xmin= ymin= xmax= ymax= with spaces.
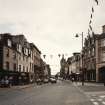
xmin=102 ymin=101 xmax=105 ymax=104
xmin=100 ymin=95 xmax=105 ymax=98
xmin=93 ymin=102 xmax=99 ymax=105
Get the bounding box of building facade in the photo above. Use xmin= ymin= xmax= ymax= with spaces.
xmin=0 ymin=33 xmax=43 ymax=85
xmin=66 ymin=25 xmax=105 ymax=82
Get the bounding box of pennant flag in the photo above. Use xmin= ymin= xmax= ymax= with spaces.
xmin=91 ymin=14 xmax=92 ymax=19
xmin=94 ymin=0 xmax=98 ymax=5
xmin=89 ymin=20 xmax=92 ymax=24
xmin=43 ymin=55 xmax=46 ymax=59
xmin=88 ymin=29 xmax=90 ymax=35
xmin=88 ymin=29 xmax=90 ymax=33
xmin=50 ymin=55 xmax=53 ymax=59
xmin=92 ymin=31 xmax=95 ymax=35
xmin=92 ymin=7 xmax=94 ymax=12
xmin=89 ymin=25 xmax=92 ymax=31
xmin=58 ymin=54 xmax=61 ymax=58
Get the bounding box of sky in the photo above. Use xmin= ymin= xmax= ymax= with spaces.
xmin=0 ymin=0 xmax=105 ymax=74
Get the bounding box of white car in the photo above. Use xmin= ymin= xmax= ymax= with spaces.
xmin=49 ymin=78 xmax=57 ymax=83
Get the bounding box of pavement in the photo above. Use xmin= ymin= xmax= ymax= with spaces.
xmin=12 ymin=83 xmax=35 ymax=89
xmin=73 ymin=81 xmax=105 ymax=105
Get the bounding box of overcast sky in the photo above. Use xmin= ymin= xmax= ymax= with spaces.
xmin=0 ymin=0 xmax=105 ymax=74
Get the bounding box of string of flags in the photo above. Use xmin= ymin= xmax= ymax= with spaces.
xmin=88 ymin=0 xmax=99 ymax=36
xmin=94 ymin=0 xmax=98 ymax=5
xmin=42 ymin=53 xmax=68 ymax=59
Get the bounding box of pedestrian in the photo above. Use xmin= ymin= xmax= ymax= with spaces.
xmin=71 ymin=77 xmax=74 ymax=82
xmin=9 ymin=76 xmax=13 ymax=86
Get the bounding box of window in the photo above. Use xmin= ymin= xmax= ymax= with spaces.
xmin=23 ymin=56 xmax=25 ymax=61
xmin=6 ymin=62 xmax=9 ymax=70
xmin=27 ymin=67 xmax=28 ymax=72
xmin=13 ymin=51 xmax=16 ymax=59
xmin=92 ymin=48 xmax=95 ymax=56
xmin=6 ymin=49 xmax=9 ymax=57
xmin=17 ymin=44 xmax=22 ymax=53
xmin=7 ymin=39 xmax=12 ymax=47
xmin=101 ymin=39 xmax=105 ymax=47
xmin=23 ymin=66 xmax=25 ymax=72
xmin=26 ymin=57 xmax=28 ymax=62
xmin=26 ymin=48 xmax=28 ymax=55
xmin=13 ymin=63 xmax=16 ymax=71
xmin=19 ymin=65 xmax=21 ymax=72
xmin=101 ymin=51 xmax=105 ymax=62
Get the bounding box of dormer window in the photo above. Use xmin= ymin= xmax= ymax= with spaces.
xmin=7 ymin=39 xmax=12 ymax=47
xmin=17 ymin=44 xmax=22 ymax=53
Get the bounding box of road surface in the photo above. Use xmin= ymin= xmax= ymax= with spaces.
xmin=0 ymin=80 xmax=93 ymax=105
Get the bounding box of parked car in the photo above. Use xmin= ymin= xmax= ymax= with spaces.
xmin=0 ymin=79 xmax=10 ymax=88
xmin=43 ymin=79 xmax=49 ymax=83
xmin=49 ymin=78 xmax=57 ymax=83
xmin=36 ymin=79 xmax=42 ymax=85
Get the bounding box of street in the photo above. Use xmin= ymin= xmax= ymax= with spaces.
xmin=0 ymin=80 xmax=94 ymax=105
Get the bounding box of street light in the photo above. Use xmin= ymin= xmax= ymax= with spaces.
xmin=75 ymin=32 xmax=84 ymax=86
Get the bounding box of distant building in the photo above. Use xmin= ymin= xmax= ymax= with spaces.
xmin=60 ymin=55 xmax=68 ymax=79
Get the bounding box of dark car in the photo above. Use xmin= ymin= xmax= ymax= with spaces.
xmin=43 ymin=79 xmax=49 ymax=83
xmin=49 ymin=78 xmax=57 ymax=83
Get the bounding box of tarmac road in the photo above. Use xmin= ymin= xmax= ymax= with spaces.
xmin=0 ymin=80 xmax=93 ymax=105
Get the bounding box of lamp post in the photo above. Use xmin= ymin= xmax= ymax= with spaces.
xmin=75 ymin=32 xmax=84 ymax=86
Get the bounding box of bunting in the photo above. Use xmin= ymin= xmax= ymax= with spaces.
xmin=43 ymin=55 xmax=46 ymax=59
xmin=58 ymin=54 xmax=61 ymax=58
xmin=94 ymin=0 xmax=98 ymax=5
xmin=89 ymin=20 xmax=92 ymax=24
xmin=91 ymin=14 xmax=92 ymax=19
xmin=89 ymin=25 xmax=92 ymax=31
xmin=92 ymin=7 xmax=94 ymax=12
xmin=88 ymin=29 xmax=90 ymax=35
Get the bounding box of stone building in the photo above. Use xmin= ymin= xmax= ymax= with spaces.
xmin=67 ymin=53 xmax=81 ymax=80
xmin=66 ymin=25 xmax=105 ymax=83
xmin=79 ymin=25 xmax=105 ymax=82
xmin=0 ymin=33 xmax=42 ymax=85
xmin=83 ymin=34 xmax=96 ymax=82
xmin=60 ymin=55 xmax=66 ymax=79
xmin=95 ymin=27 xmax=105 ymax=82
